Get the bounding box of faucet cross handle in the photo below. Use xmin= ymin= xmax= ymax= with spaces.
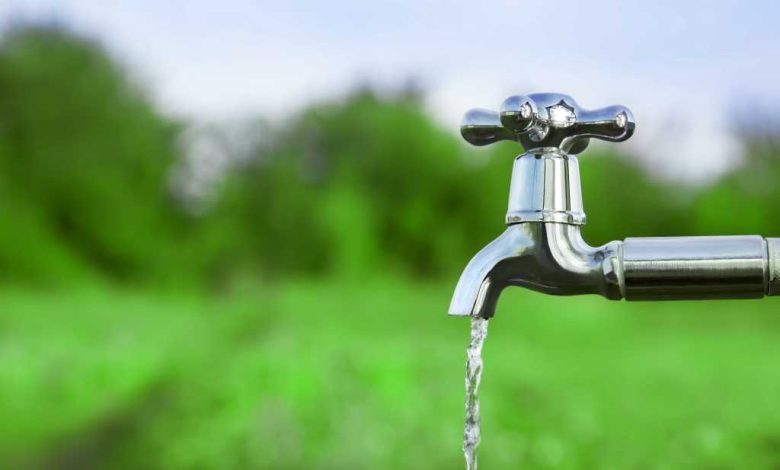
xmin=461 ymin=93 xmax=635 ymax=154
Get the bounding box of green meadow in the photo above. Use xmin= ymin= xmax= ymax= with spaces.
xmin=3 ymin=280 xmax=780 ymax=469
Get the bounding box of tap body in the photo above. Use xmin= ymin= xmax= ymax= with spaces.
xmin=450 ymin=151 xmax=780 ymax=318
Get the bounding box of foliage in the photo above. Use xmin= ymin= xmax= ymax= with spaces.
xmin=3 ymin=25 xmax=780 ymax=287
xmin=692 ymin=136 xmax=780 ymax=237
xmin=213 ymin=90 xmax=511 ymax=279
xmin=0 ymin=26 xmax=189 ymax=283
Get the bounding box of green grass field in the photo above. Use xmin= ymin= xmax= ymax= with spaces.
xmin=3 ymin=278 xmax=780 ymax=469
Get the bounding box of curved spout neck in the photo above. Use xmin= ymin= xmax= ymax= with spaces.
xmin=449 ymin=222 xmax=621 ymax=318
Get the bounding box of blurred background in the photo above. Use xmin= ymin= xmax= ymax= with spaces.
xmin=1 ymin=1 xmax=780 ymax=468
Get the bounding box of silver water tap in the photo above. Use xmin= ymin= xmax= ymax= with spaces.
xmin=450 ymin=93 xmax=780 ymax=318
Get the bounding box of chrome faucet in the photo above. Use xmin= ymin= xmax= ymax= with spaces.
xmin=450 ymin=93 xmax=780 ymax=318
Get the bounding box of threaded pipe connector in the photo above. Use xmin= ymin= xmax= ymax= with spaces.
xmin=768 ymin=238 xmax=780 ymax=296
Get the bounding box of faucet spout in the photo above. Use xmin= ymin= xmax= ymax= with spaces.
xmin=449 ymin=223 xmax=622 ymax=318
xmin=448 ymin=225 xmax=529 ymax=318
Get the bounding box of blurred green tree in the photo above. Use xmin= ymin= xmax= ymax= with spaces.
xmin=692 ymin=130 xmax=780 ymax=237
xmin=580 ymin=151 xmax=692 ymax=245
xmin=0 ymin=25 xmax=188 ymax=284
xmin=2 ymin=24 xmax=779 ymax=288
xmin=212 ymin=89 xmax=513 ymax=279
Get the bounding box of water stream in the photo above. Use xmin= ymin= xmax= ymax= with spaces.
xmin=463 ymin=316 xmax=489 ymax=470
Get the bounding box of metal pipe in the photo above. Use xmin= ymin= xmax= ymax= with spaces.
xmin=622 ymin=236 xmax=772 ymax=300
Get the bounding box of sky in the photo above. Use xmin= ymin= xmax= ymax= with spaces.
xmin=2 ymin=0 xmax=780 ymax=182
